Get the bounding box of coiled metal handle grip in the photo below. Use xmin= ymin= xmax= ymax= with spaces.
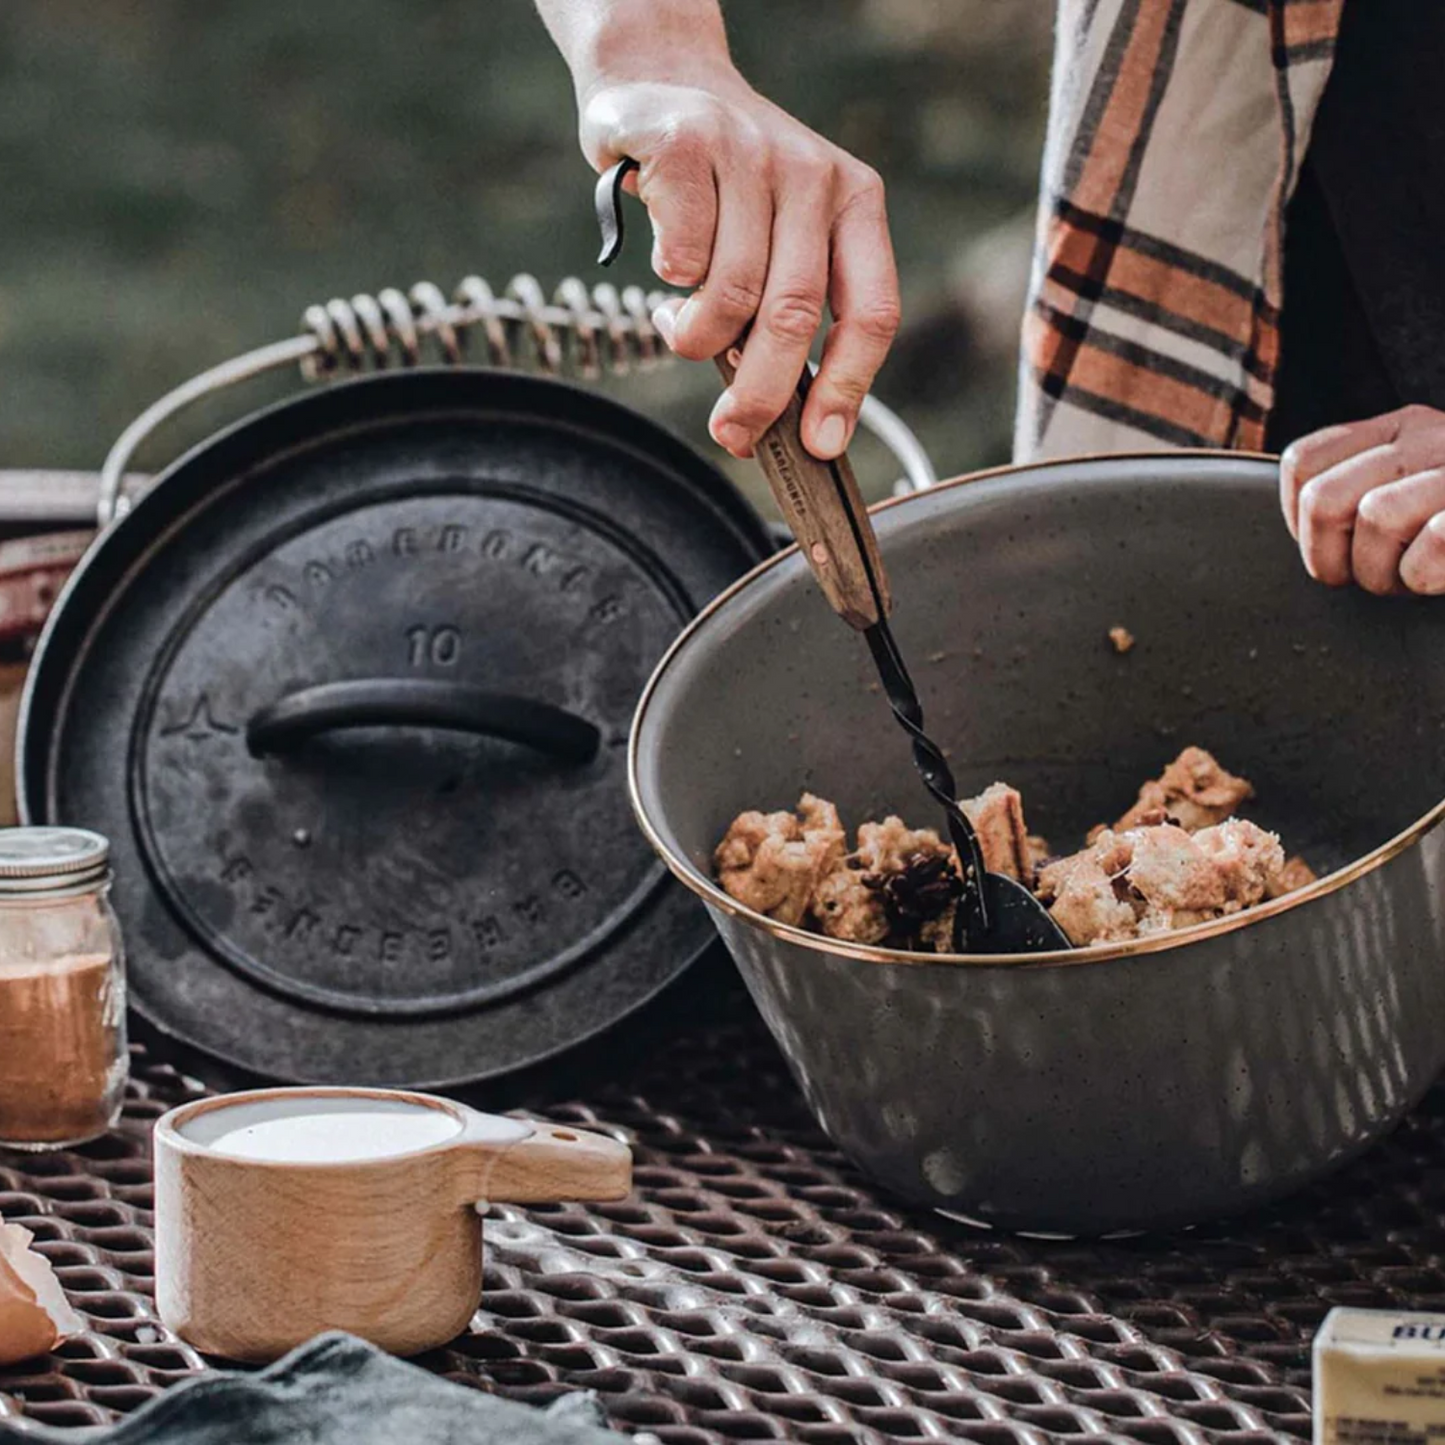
xmin=298 ymin=275 xmax=670 ymax=382
xmin=96 ymin=273 xmax=670 ymax=528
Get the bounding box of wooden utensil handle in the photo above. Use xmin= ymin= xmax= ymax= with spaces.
xmin=594 ymin=158 xmax=889 ymax=629
xmin=458 ymin=1119 xmax=632 ymax=1205
xmin=716 ymin=351 xmax=891 ymax=630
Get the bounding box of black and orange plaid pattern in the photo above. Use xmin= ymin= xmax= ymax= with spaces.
xmin=1015 ymin=0 xmax=1344 ymax=461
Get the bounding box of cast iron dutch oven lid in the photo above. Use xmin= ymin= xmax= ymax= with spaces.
xmin=19 ymin=368 xmax=770 ymax=1087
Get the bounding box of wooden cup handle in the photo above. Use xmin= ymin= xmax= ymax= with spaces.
xmin=716 ymin=349 xmax=891 ymax=631
xmin=455 ymin=1118 xmax=632 ymax=1205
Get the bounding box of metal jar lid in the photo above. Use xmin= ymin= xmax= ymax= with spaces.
xmin=0 ymin=827 xmax=110 ymax=895
xmin=18 ymin=369 xmax=771 ymax=1088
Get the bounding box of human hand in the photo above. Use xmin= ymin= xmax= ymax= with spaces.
xmin=1280 ymin=404 xmax=1445 ymax=595
xmin=579 ymin=72 xmax=900 ymax=461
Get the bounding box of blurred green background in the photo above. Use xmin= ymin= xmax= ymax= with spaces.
xmin=0 ymin=0 xmax=1050 ymax=512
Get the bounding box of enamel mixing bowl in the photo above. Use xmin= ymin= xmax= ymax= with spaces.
xmin=630 ymin=452 xmax=1445 ymax=1235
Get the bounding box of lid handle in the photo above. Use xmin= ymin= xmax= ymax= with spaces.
xmin=246 ymin=679 xmax=600 ymax=765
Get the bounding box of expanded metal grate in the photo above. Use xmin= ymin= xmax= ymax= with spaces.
xmin=1 ymin=979 xmax=1440 ymax=1441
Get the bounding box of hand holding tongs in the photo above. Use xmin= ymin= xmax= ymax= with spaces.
xmin=596 ymin=158 xmax=1070 ymax=954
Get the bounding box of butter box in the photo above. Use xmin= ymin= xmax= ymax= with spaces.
xmin=1315 ymin=1307 xmax=1445 ymax=1445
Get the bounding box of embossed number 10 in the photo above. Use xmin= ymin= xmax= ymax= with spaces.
xmin=406 ymin=625 xmax=462 ymax=667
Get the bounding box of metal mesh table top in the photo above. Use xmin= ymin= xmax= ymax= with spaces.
xmin=0 ymin=972 xmax=1438 ymax=1443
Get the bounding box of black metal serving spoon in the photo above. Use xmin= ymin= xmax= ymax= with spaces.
xmin=596 ymin=159 xmax=1070 ymax=954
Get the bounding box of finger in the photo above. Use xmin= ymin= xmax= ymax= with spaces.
xmin=802 ymin=173 xmax=900 ymax=459
xmin=668 ymin=174 xmax=773 ymax=364
xmin=1400 ymin=512 xmax=1445 ymax=594
xmin=579 ymin=90 xmax=714 ymax=283
xmin=635 ymin=145 xmax=719 ymax=288
xmin=1298 ymin=431 xmax=1445 ymax=585
xmin=1297 ymin=444 xmax=1403 ymax=585
xmin=650 ymin=297 xmax=684 ymax=353
xmin=1280 ymin=409 xmax=1412 ymax=539
xmin=1352 ymin=467 xmax=1445 ymax=595
xmin=713 ymin=173 xmax=831 ymax=453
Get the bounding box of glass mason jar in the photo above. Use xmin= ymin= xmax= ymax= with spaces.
xmin=0 ymin=828 xmax=127 ymax=1149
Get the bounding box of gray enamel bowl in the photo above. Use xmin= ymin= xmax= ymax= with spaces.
xmin=630 ymin=451 xmax=1445 ymax=1235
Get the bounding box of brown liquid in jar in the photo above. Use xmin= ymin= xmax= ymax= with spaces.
xmin=0 ymin=951 xmax=124 ymax=1145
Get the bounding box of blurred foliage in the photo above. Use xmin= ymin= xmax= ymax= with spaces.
xmin=0 ymin=0 xmax=1048 ymax=510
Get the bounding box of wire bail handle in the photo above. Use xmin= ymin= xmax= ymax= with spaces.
xmin=97 ymin=251 xmax=936 ymax=526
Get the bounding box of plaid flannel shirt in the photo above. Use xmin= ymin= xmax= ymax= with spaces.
xmin=1015 ymin=0 xmax=1344 ymax=462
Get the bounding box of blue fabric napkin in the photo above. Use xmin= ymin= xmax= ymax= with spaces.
xmin=0 ymin=1332 xmax=630 ymax=1444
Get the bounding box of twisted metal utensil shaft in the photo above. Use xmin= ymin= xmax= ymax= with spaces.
xmin=865 ymin=624 xmax=989 ymax=948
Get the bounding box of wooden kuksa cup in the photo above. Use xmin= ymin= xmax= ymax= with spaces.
xmin=153 ymin=1086 xmax=632 ymax=1362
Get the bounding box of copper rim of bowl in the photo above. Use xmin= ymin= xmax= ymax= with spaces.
xmin=629 ymin=449 xmax=1445 ymax=969
xmin=156 ymin=1086 xmax=472 ymax=1166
